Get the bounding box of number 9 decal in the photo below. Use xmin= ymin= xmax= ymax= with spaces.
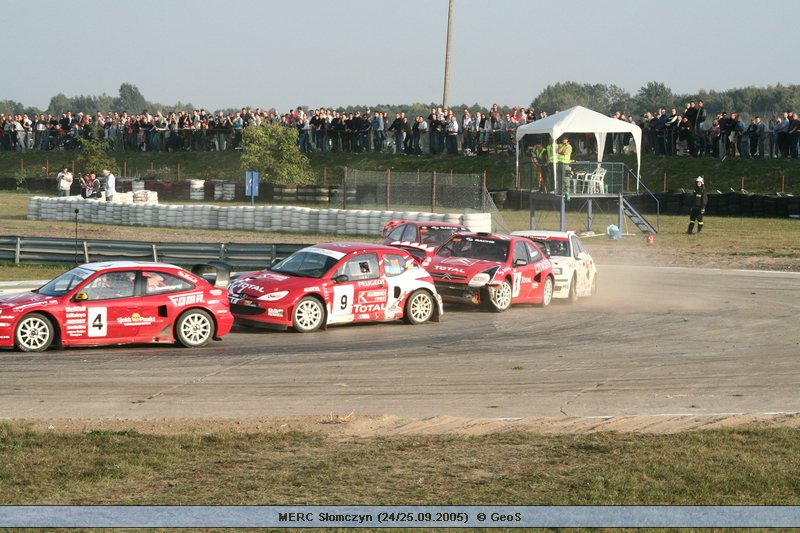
xmin=332 ymin=285 xmax=354 ymax=317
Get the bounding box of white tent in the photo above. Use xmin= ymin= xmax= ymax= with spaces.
xmin=514 ymin=105 xmax=642 ymax=192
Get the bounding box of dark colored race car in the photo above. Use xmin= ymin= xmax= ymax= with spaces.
xmin=0 ymin=261 xmax=233 ymax=352
xmin=427 ymin=233 xmax=554 ymax=312
xmin=228 ymin=242 xmax=443 ymax=332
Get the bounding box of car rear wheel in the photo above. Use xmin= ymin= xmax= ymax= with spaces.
xmin=293 ymin=297 xmax=325 ymax=333
xmin=487 ymin=279 xmax=513 ymax=312
xmin=404 ymin=290 xmax=434 ymax=324
xmin=175 ymin=309 xmax=214 ymax=348
xmin=538 ymin=276 xmax=554 ymax=307
xmin=591 ymin=274 xmax=598 ymax=296
xmin=15 ymin=313 xmax=54 ymax=352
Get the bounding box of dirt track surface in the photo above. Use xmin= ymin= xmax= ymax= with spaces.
xmin=3 ymin=265 xmax=800 ymax=436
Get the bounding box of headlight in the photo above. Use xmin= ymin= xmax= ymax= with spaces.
xmin=258 ymin=290 xmax=289 ymax=301
xmin=468 ymin=273 xmax=491 ymax=287
xmin=553 ymin=267 xmax=563 ymax=275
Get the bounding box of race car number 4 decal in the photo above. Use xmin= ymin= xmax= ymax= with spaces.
xmin=87 ymin=307 xmax=108 ymax=337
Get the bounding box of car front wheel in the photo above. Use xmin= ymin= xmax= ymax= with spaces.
xmin=175 ymin=309 xmax=214 ymax=348
xmin=538 ymin=276 xmax=554 ymax=307
xmin=487 ymin=279 xmax=513 ymax=312
xmin=404 ymin=290 xmax=434 ymax=324
xmin=15 ymin=313 xmax=55 ymax=352
xmin=293 ymin=297 xmax=325 ymax=333
xmin=567 ymin=274 xmax=578 ymax=303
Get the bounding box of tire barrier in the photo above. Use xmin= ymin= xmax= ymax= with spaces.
xmin=27 ymin=196 xmax=493 ymax=236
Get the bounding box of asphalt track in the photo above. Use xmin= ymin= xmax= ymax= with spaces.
xmin=2 ymin=265 xmax=799 ymax=421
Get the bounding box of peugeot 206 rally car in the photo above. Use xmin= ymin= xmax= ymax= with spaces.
xmin=510 ymin=230 xmax=597 ymax=302
xmin=0 ymin=261 xmax=233 ymax=352
xmin=228 ymin=242 xmax=443 ymax=332
xmin=427 ymin=232 xmax=554 ymax=312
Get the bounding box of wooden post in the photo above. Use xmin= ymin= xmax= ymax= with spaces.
xmin=177 ymin=163 xmax=181 ymax=180
xmin=741 ymin=176 xmax=744 ymax=191
xmin=343 ymin=166 xmax=348 ymax=210
xmin=663 ymin=172 xmax=667 ymax=192
xmin=45 ymin=160 xmax=49 ymax=177
xmin=482 ymin=171 xmax=487 ymax=211
xmin=124 ymin=161 xmax=127 ymax=177
xmin=782 ymin=175 xmax=785 ymax=192
xmin=323 ymin=167 xmax=327 ymax=185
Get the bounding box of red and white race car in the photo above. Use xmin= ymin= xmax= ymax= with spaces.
xmin=510 ymin=230 xmax=597 ymax=302
xmin=228 ymin=242 xmax=443 ymax=332
xmin=428 ymin=232 xmax=554 ymax=312
xmin=0 ymin=261 xmax=233 ymax=352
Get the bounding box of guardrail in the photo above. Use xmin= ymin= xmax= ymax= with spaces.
xmin=0 ymin=236 xmax=306 ymax=269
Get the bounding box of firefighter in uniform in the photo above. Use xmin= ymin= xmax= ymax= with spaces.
xmin=687 ymin=176 xmax=708 ymax=234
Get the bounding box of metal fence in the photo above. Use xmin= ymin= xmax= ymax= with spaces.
xmin=0 ymin=236 xmax=306 ymax=269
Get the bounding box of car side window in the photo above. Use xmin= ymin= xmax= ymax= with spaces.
xmin=338 ymin=253 xmax=380 ymax=281
xmin=143 ymin=271 xmax=194 ymax=295
xmin=82 ymin=271 xmax=137 ymax=301
xmin=400 ymin=224 xmax=417 ymax=242
xmin=571 ymin=236 xmax=584 ymax=258
xmin=513 ymin=241 xmax=529 ymax=264
xmin=383 ymin=253 xmax=407 ymax=277
xmin=386 ymin=225 xmax=406 ymax=241
xmin=526 ymin=242 xmax=543 ymax=262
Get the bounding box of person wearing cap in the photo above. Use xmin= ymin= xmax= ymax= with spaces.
xmin=687 ymin=176 xmax=708 ymax=234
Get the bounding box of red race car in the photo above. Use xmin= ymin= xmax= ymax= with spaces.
xmin=0 ymin=261 xmax=233 ymax=352
xmin=382 ymin=220 xmax=468 ymax=265
xmin=228 ymin=242 xmax=443 ymax=332
xmin=428 ymin=232 xmax=554 ymax=312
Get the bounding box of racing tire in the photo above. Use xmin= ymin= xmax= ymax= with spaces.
xmin=293 ymin=296 xmax=325 ymax=333
xmin=537 ymin=276 xmax=554 ymax=307
xmin=590 ymin=274 xmax=598 ymax=296
xmin=15 ymin=313 xmax=54 ymax=352
xmin=403 ymin=290 xmax=435 ymax=325
xmin=567 ymin=274 xmax=578 ymax=304
xmin=175 ymin=309 xmax=214 ymax=348
xmin=487 ymin=279 xmax=513 ymax=313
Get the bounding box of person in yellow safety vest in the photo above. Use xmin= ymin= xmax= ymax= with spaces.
xmin=556 ymin=137 xmax=573 ymax=193
xmin=531 ymin=142 xmax=548 ymax=192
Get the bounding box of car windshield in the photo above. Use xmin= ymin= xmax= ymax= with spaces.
xmin=36 ymin=266 xmax=93 ymax=296
xmin=419 ymin=226 xmax=462 ymax=246
xmin=270 ymin=250 xmax=340 ymax=279
xmin=438 ymin=236 xmax=509 ymax=262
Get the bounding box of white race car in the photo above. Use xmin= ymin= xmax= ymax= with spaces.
xmin=510 ymin=230 xmax=597 ymax=302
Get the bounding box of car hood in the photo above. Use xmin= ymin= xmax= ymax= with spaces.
xmin=228 ymin=271 xmax=323 ymax=299
xmin=0 ymin=291 xmax=60 ymax=312
xmin=427 ymin=256 xmax=502 ymax=278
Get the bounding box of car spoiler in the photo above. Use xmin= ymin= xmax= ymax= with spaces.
xmin=191 ymin=261 xmax=231 ymax=289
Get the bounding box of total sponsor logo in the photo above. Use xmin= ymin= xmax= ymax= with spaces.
xmin=434 ymin=265 xmax=466 ymax=274
xmin=231 ymin=281 xmax=265 ymax=294
xmin=168 ymin=292 xmax=205 ymax=306
xmin=353 ymin=303 xmax=384 ymax=314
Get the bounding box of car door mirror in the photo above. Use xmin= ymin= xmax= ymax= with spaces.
xmin=333 ymin=274 xmax=349 ymax=283
xmin=73 ymin=292 xmax=88 ymax=302
xmin=514 ymin=258 xmax=528 ymax=267
xmin=577 ymin=252 xmax=588 ymax=260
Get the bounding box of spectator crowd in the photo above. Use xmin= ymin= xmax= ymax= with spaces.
xmin=1 ymin=100 xmax=799 ymax=160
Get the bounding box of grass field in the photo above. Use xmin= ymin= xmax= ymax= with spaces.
xmin=2 ymin=422 xmax=800 ymax=506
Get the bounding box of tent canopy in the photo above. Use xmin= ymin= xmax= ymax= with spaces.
xmin=514 ymin=105 xmax=642 ymax=191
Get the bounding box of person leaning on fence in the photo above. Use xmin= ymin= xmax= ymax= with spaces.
xmin=56 ymin=167 xmax=73 ymax=197
xmin=687 ymin=176 xmax=708 ymax=235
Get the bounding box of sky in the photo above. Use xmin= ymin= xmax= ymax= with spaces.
xmin=5 ymin=0 xmax=800 ymax=112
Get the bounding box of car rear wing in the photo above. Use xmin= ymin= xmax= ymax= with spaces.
xmin=191 ymin=261 xmax=232 ymax=289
